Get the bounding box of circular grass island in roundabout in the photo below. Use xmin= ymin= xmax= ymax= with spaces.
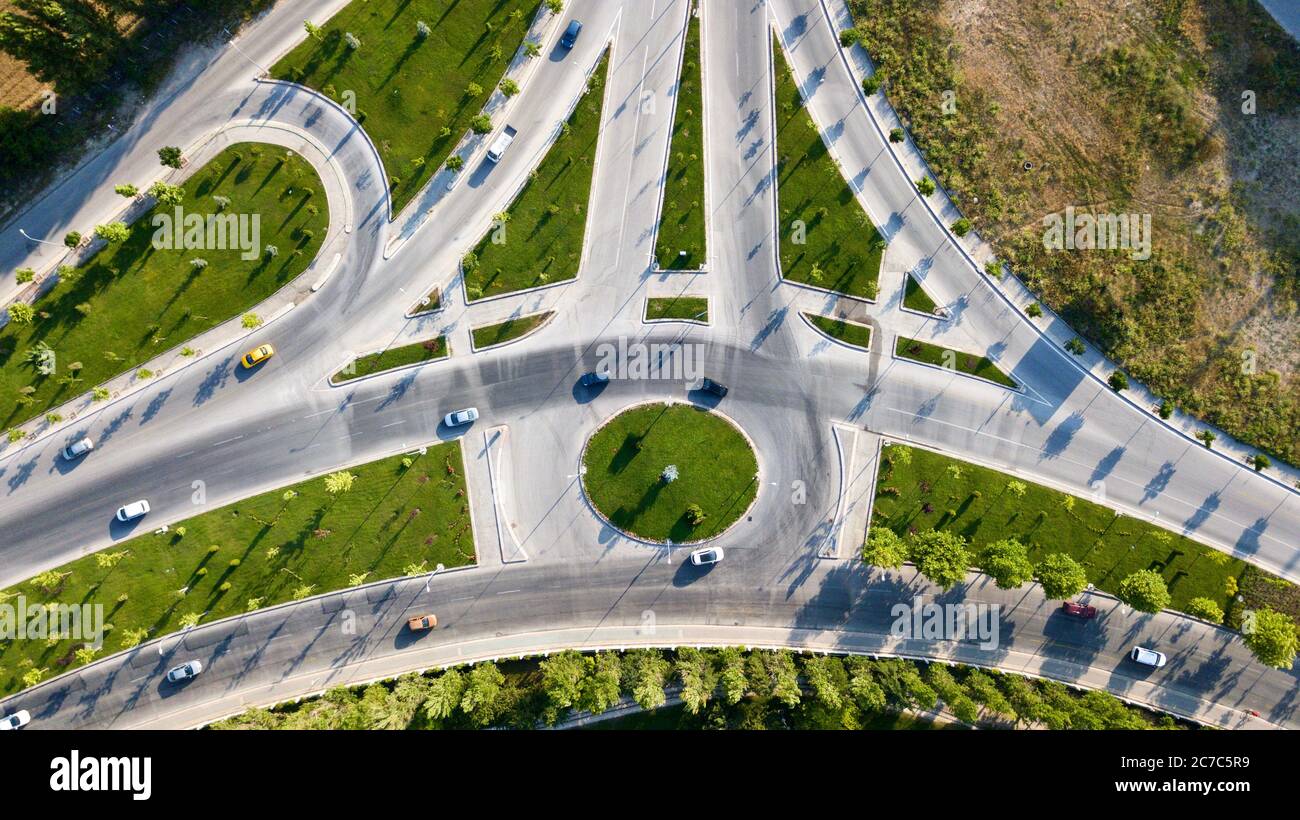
xmin=581 ymin=402 xmax=759 ymax=543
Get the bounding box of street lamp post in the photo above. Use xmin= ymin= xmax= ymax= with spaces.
xmin=19 ymin=228 xmax=63 ymax=248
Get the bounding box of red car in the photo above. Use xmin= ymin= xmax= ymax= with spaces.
xmin=1061 ymin=601 xmax=1098 ymax=619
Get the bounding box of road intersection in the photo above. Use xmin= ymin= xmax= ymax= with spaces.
xmin=0 ymin=0 xmax=1297 ymax=728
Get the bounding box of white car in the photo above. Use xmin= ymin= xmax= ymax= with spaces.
xmin=0 ymin=710 xmax=31 ymax=730
xmin=61 ymin=437 xmax=94 ymax=461
xmin=689 ymin=547 xmax=724 ymax=566
xmin=166 ymin=660 xmax=203 ymax=683
xmin=1130 ymin=646 xmax=1167 ymax=668
xmin=115 ymin=500 xmax=150 ymax=522
xmin=443 ymin=407 xmax=479 ymax=427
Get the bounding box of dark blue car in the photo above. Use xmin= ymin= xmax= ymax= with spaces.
xmin=560 ymin=19 xmax=582 ymax=49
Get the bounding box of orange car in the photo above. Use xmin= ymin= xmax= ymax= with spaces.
xmin=407 ymin=613 xmax=438 ymax=632
xmin=241 ymin=344 xmax=275 ymax=369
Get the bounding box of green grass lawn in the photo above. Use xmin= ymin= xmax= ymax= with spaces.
xmin=894 ymin=336 xmax=1016 ymax=388
xmin=872 ymin=443 xmax=1248 ymax=616
xmin=582 ymin=403 xmax=758 ymax=541
xmin=645 ymin=296 xmax=708 ymax=322
xmin=331 ymin=336 xmax=447 ymax=383
xmin=774 ymin=38 xmax=884 ymax=300
xmin=463 ymin=53 xmax=609 ymax=301
xmin=272 ymin=0 xmax=538 ymax=215
xmin=804 ymin=313 xmax=872 ymax=350
xmin=0 ymin=444 xmax=473 ymax=698
xmin=471 ymin=311 xmax=551 ymax=349
xmin=903 ymin=274 xmax=940 ymax=314
xmin=0 ymin=144 xmax=327 ymax=431
xmin=654 ymin=11 xmax=705 ymax=270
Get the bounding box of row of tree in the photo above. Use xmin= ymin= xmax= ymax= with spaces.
xmin=213 ymin=647 xmax=1180 ymax=731
xmin=864 ymin=526 xmax=1299 ymax=669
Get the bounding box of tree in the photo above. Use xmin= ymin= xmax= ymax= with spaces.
xmin=147 ymin=180 xmax=184 ymax=206
xmin=675 ymin=647 xmax=717 ymax=714
xmin=114 ymin=183 xmax=138 ymax=197
xmin=1197 ymin=429 xmax=1216 ymax=449
xmin=1158 ymin=399 xmax=1173 ymax=419
xmin=446 ymin=154 xmax=464 ymax=172
xmin=0 ymin=0 xmax=126 ymax=95
xmin=303 ymin=20 xmax=323 ymax=40
xmin=1108 ymin=370 xmax=1129 ymax=392
xmin=979 ymin=538 xmax=1034 ymax=589
xmin=459 ymin=662 xmax=505 ymax=726
xmin=838 ymin=28 xmax=860 ymax=47
xmin=343 ymin=32 xmax=361 ymax=51
xmin=1242 ymin=608 xmax=1299 ymax=670
xmin=415 ymin=20 xmax=431 ymax=40
xmin=761 ymin=650 xmax=802 ymax=707
xmin=7 ymin=302 xmax=35 ymax=324
xmin=717 ymin=646 xmax=748 ymax=704
xmin=1005 ymin=479 xmax=1027 ymax=497
xmin=950 ymin=217 xmax=971 ymax=236
xmin=157 ymin=146 xmax=183 ymax=169
xmin=500 ymin=78 xmax=520 ymax=97
xmin=241 ymin=313 xmax=262 ymax=329
xmin=1251 ymin=453 xmax=1271 ymax=472
xmin=863 ymin=526 xmax=907 ymax=569
xmin=546 ymin=0 xmax=564 ymax=14
xmin=63 ymin=231 xmax=81 ymax=248
xmin=623 ymin=649 xmax=670 ymax=710
xmin=801 ymin=654 xmax=846 ymax=711
xmin=1026 ymin=302 xmax=1043 ymax=318
xmin=1116 ymin=569 xmax=1171 ymax=613
xmin=907 ymin=529 xmax=971 ymax=590
xmin=524 ymin=40 xmax=541 ymax=59
xmin=1065 ymin=337 xmax=1086 ymax=355
xmin=888 ymin=126 xmax=903 ymax=142
xmin=422 ymin=669 xmax=465 ymax=723
xmin=94 ymin=222 xmax=130 ymax=243
xmin=538 ymin=650 xmax=586 ymax=722
xmin=915 ymin=176 xmax=935 ymax=196
xmin=577 ymin=652 xmax=622 ymax=714
xmin=845 ymin=656 xmax=886 ymax=712
xmin=1184 ymin=597 xmax=1224 ymax=623
xmin=1034 ymin=553 xmax=1088 ymax=599
xmin=470 ymin=114 xmax=493 ymax=134
xmin=324 ymin=470 xmax=356 ymax=495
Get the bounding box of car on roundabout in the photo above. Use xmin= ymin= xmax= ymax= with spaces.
xmin=689 ymin=547 xmax=724 ymax=566
xmin=443 ymin=407 xmax=479 ymax=427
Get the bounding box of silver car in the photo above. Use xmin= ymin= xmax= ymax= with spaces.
xmin=166 ymin=660 xmax=203 ymax=683
xmin=443 ymin=407 xmax=479 ymax=426
xmin=61 ymin=437 xmax=94 ymax=460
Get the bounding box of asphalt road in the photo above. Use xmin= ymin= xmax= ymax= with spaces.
xmin=0 ymin=0 xmax=1297 ymax=729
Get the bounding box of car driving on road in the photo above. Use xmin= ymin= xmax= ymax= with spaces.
xmin=443 ymin=407 xmax=479 ymax=426
xmin=689 ymin=547 xmax=724 ymax=565
xmin=1061 ymin=601 xmax=1097 ymax=619
xmin=407 ymin=614 xmax=438 ymax=632
xmin=560 ymin=19 xmax=582 ymax=49
xmin=698 ymin=378 xmax=728 ymax=398
xmin=1130 ymin=646 xmax=1167 ymax=668
xmin=580 ymin=371 xmax=610 ymax=387
xmin=166 ymin=660 xmax=203 ymax=683
xmin=0 ymin=710 xmax=31 ymax=730
xmin=115 ymin=499 xmax=150 ymax=522
xmin=60 ymin=437 xmax=94 ymax=461
xmin=241 ymin=344 xmax=275 ymax=369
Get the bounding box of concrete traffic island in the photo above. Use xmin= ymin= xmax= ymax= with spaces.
xmin=580 ymin=402 xmax=759 ymax=544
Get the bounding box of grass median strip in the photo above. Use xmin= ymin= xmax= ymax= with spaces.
xmin=654 ymin=8 xmax=705 ymax=270
xmin=803 ymin=313 xmax=872 ymax=350
xmin=903 ymin=274 xmax=940 ymax=315
xmin=1 ymin=144 xmax=328 ymax=432
xmin=331 ymin=336 xmax=447 ymax=384
xmin=872 ymin=443 xmax=1255 ymax=620
xmin=471 ymin=311 xmax=552 ymax=350
xmin=463 ymin=52 xmax=609 ymax=301
xmin=774 ymin=37 xmax=884 ymax=300
xmin=0 ymin=444 xmax=474 ymax=698
xmin=645 ymin=296 xmax=708 ymax=322
xmin=273 ymin=0 xmax=538 ymax=215
xmin=894 ymin=335 xmax=1016 ymax=388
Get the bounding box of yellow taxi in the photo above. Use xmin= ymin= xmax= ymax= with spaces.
xmin=241 ymin=344 xmax=275 ymax=369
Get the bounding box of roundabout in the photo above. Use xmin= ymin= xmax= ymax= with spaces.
xmin=580 ymin=402 xmax=759 ymax=544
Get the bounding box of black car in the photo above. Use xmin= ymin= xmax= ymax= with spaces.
xmin=699 ymin=378 xmax=728 ymax=398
